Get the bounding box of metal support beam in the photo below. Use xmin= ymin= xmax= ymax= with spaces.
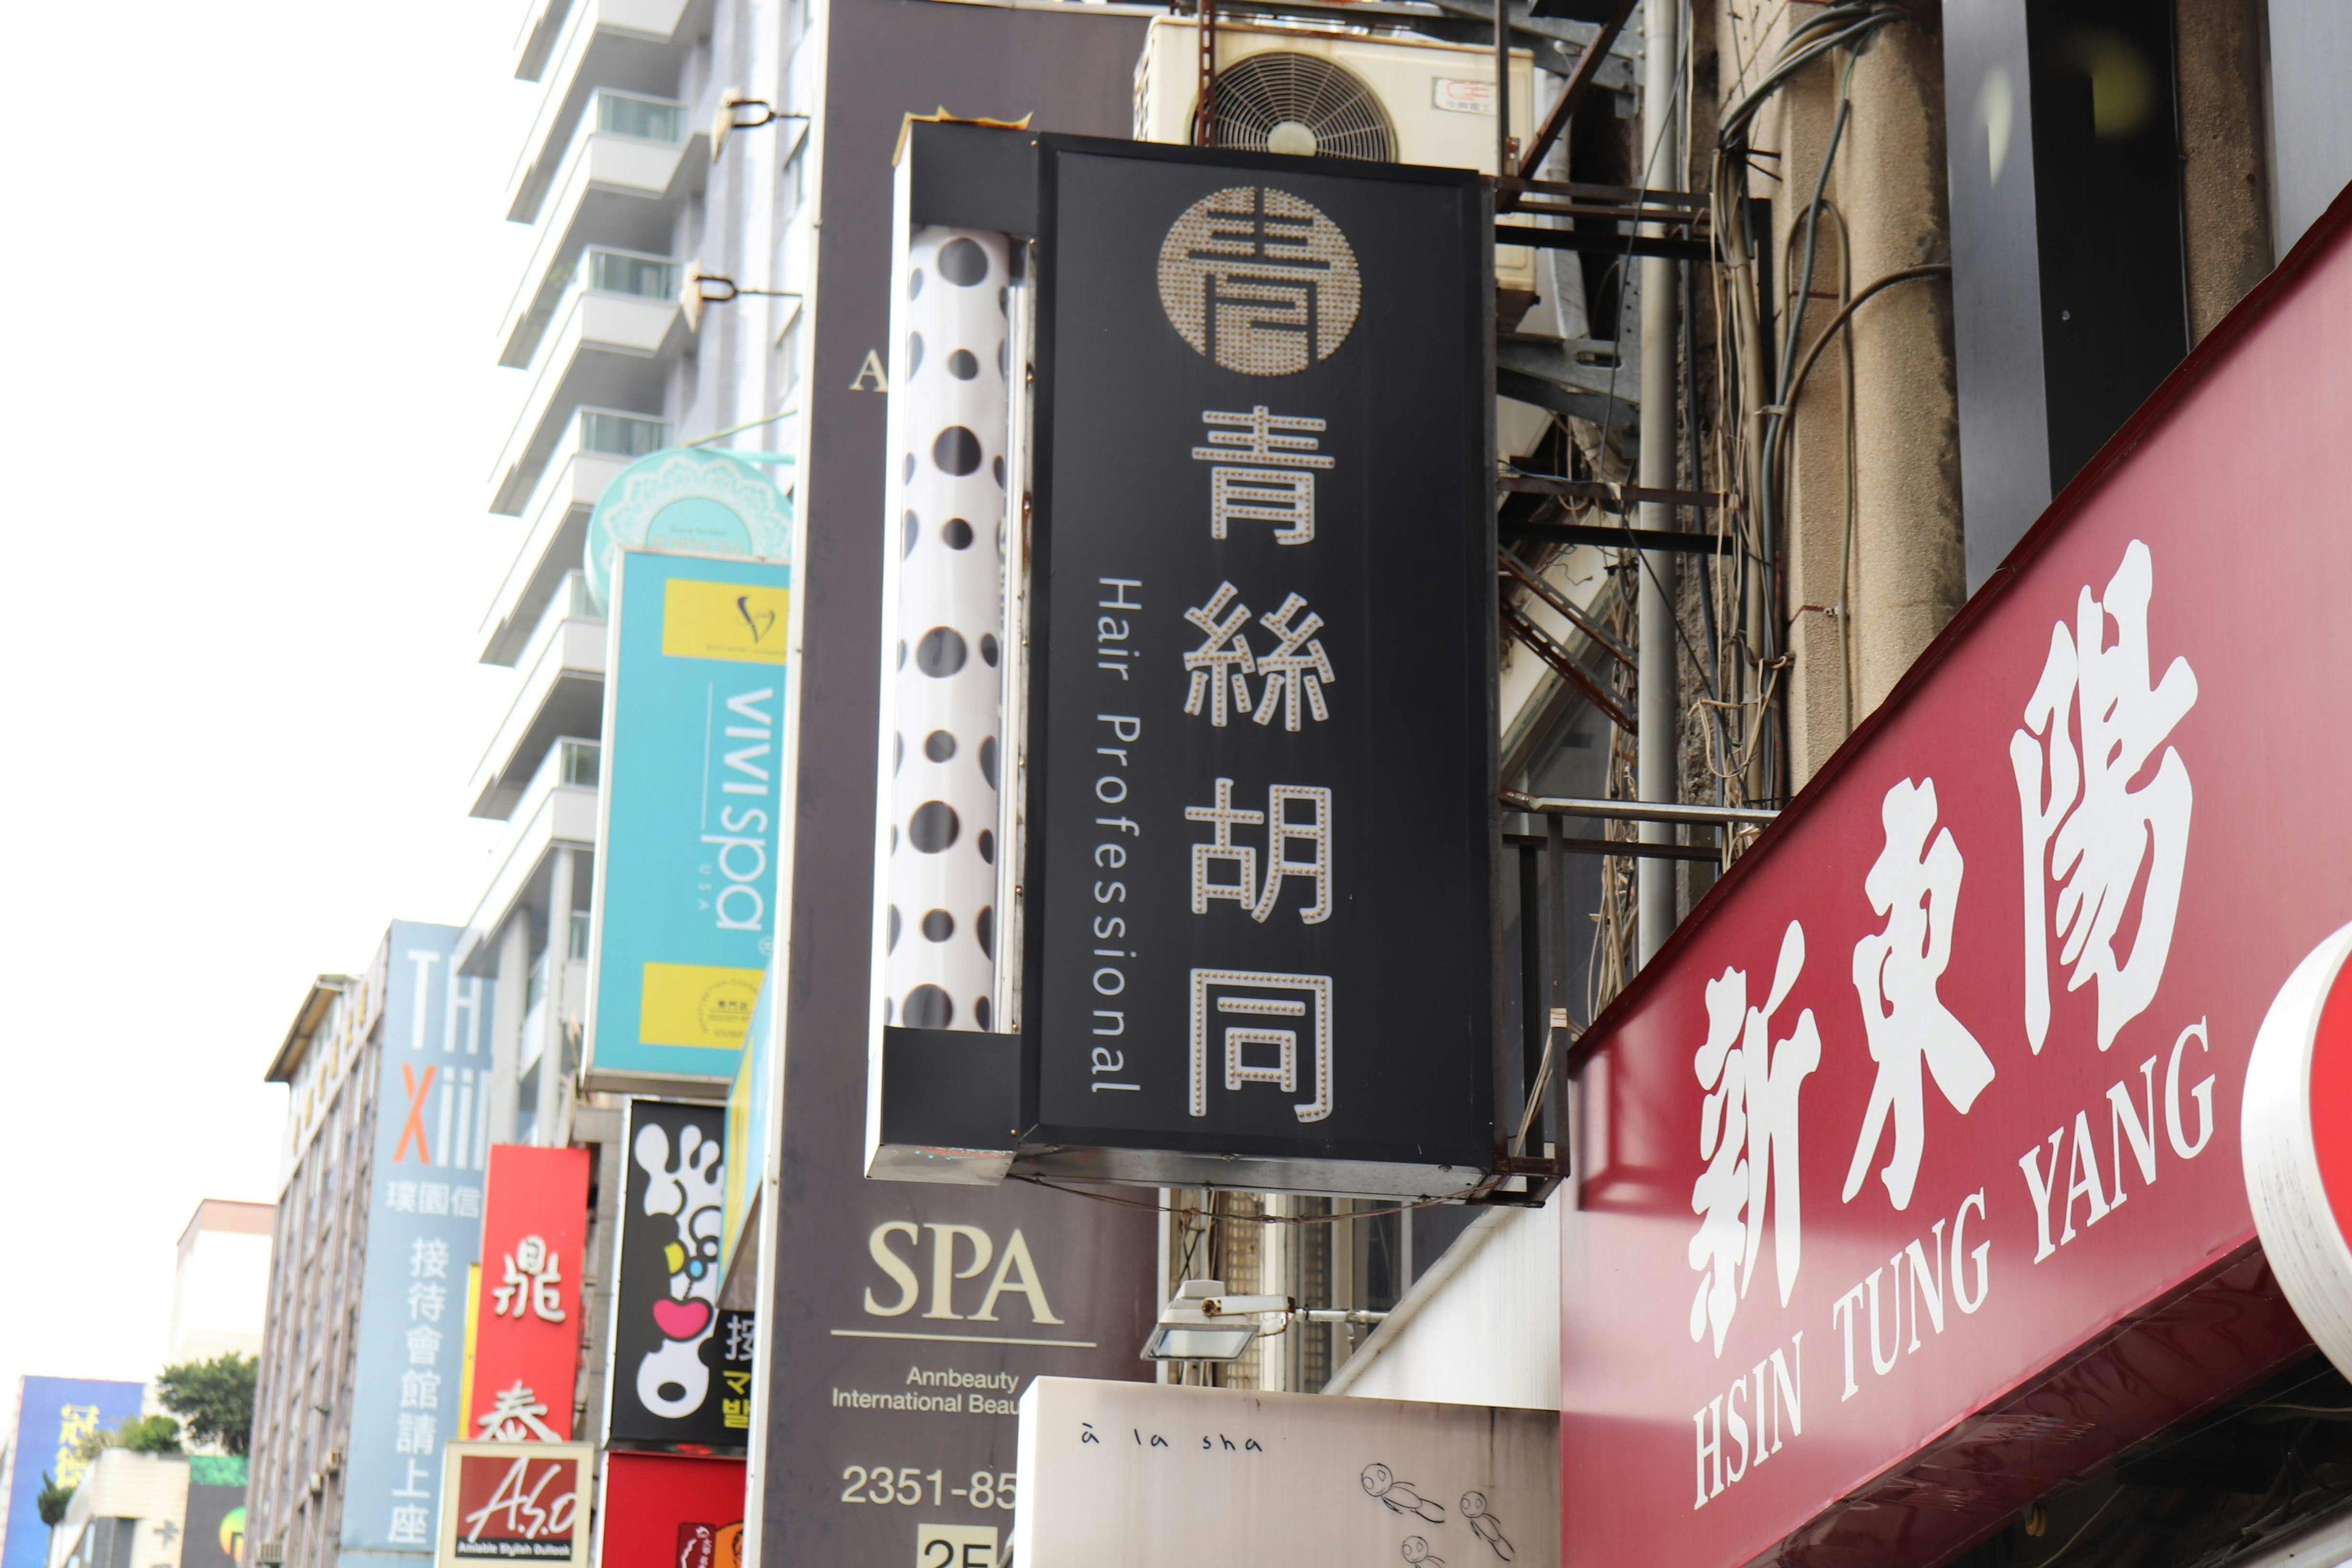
xmin=1494 ymin=223 xmax=1711 ymax=263
xmin=1635 ymin=0 xmax=1682 ymax=968
xmin=1502 ymin=790 xmax=1780 ymax=827
xmin=1502 ymin=519 xmax=1729 ymax=554
xmin=1517 ymin=0 xmax=1640 ymax=180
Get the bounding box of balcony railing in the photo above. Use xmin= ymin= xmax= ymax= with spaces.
xmin=579 ymin=409 xmax=668 ymax=459
xmin=595 ymin=89 xmax=686 ymax=145
xmin=507 ymin=246 xmax=680 ymax=374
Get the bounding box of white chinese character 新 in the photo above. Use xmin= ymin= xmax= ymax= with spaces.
xmin=1843 ymin=778 xmax=1996 ymax=1213
xmin=404 ymin=1324 xmax=443 ymax=1366
xmin=475 ymin=1381 xmax=561 ymax=1443
xmin=2010 ymin=538 xmax=2198 ymax=1054
xmin=398 ymin=1370 xmax=440 ymax=1411
xmin=1186 ymin=779 xmax=1332 ymax=925
xmin=1193 ymin=406 xmax=1334 ymax=545
xmin=394 ymin=1412 xmax=435 ymax=1457
xmin=386 ymin=1506 xmax=431 ymax=1547
xmin=1688 ymin=921 xmax=1822 ymax=1358
xmin=418 ymin=1182 xmax=450 ymax=1216
xmin=723 ymin=1314 xmax=757 ymax=1363
xmin=1182 ymin=582 xmax=1258 ymax=726
xmin=1251 ymin=594 xmax=1335 ymax=731
xmin=384 ymin=1182 xmax=417 ymax=1214
xmin=407 ymin=1280 xmax=447 ymax=1324
xmin=410 ymin=1237 xmax=449 ymax=1281
xmin=453 ymin=1186 xmax=480 ymax=1219
xmin=493 ymin=1235 xmax=565 ymax=1323
xmin=1189 ymin=969 xmax=1334 ymax=1123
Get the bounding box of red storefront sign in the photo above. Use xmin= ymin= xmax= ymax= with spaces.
xmin=598 ymin=1453 xmax=746 ymax=1568
xmin=435 ymin=1442 xmax=592 ymax=1567
xmin=1559 ymin=190 xmax=2352 ymax=1566
xmin=468 ymin=1146 xmax=590 ymax=1442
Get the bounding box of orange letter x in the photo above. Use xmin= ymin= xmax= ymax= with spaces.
xmin=396 ymin=1063 xmax=437 ymax=1165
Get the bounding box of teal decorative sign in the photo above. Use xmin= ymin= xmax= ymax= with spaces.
xmin=584 ymin=447 xmax=793 ymax=614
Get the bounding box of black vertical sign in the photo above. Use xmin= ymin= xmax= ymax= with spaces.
xmin=1025 ymin=141 xmax=1496 ymax=1184
xmin=609 ymin=1101 xmax=756 ymax=1452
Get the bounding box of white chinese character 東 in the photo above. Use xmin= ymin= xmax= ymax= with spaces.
xmin=1193 ymin=407 xmax=1334 ymax=545
xmin=2010 ymin=538 xmax=2198 ymax=1053
xmin=1843 ymin=778 xmax=1995 ymax=1212
xmin=1688 ymin=921 xmax=1822 ymax=1357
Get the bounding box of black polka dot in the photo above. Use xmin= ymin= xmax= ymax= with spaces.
xmin=947 ymin=349 xmax=978 ymax=380
xmin=924 ymin=729 xmax=956 ymax=762
xmin=884 ymin=995 xmax=894 ymax=1024
xmin=904 ymin=984 xmax=953 ymax=1028
xmin=894 ymin=733 xmax=904 ymax=773
xmin=977 ymin=905 xmax=995 ymax=959
xmin=974 ymin=996 xmax=993 ymax=1031
xmin=902 ymin=510 xmax=919 ymax=557
xmin=933 ymin=427 xmax=982 ymax=477
xmin=942 ymin=518 xmax=973 ymax=550
xmin=939 ymin=238 xmax=988 ymax=286
xmin=998 ymin=285 xmax=1009 ymax=315
xmin=922 ymin=909 xmax=955 ymax=942
xmin=903 ymin=453 xmax=916 ymax=483
xmin=916 ymin=627 xmax=966 ymax=676
xmin=979 ymin=633 xmax=999 ymax=668
xmin=910 ymin=801 xmax=959 ymax=852
xmin=979 ymin=736 xmax=998 ymax=788
xmin=998 ymin=340 xmax=1009 ymax=378
xmin=907 ymin=332 xmax=924 ymax=378
xmin=978 ymin=828 xmax=995 ymax=864
xmin=888 ymin=905 xmax=901 ymax=951
xmin=908 ymin=268 xmax=924 ymax=300
xmin=992 ymin=454 xmax=1006 ymax=488
xmin=896 ymin=639 xmax=907 ymax=670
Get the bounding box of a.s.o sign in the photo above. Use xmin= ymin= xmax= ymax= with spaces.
xmin=2245 ymin=922 xmax=2352 ymax=1374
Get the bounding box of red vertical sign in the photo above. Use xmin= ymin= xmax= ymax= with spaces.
xmin=600 ymin=1453 xmax=747 ymax=1568
xmin=468 ymin=1145 xmax=590 ymax=1442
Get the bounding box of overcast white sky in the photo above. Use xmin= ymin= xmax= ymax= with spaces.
xmin=0 ymin=5 xmax=543 ymax=1407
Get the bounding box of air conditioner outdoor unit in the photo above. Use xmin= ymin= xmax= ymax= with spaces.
xmin=1134 ymin=18 xmax=1537 ymax=293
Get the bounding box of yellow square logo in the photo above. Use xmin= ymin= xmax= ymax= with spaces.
xmin=662 ymin=578 xmax=791 ymax=665
xmin=640 ymin=962 xmax=766 ymax=1049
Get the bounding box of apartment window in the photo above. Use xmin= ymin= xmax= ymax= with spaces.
xmin=557 ymin=739 xmax=600 ymax=788
xmin=583 ymin=249 xmax=679 ymax=301
xmin=595 ymin=91 xmax=685 ymax=145
xmin=570 ymin=909 xmax=592 ymax=960
xmin=578 ymin=411 xmax=667 ymax=459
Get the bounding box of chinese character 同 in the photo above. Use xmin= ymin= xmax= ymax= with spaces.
xmin=493 ymin=1235 xmax=565 ymax=1323
xmin=2011 ymin=538 xmax=2198 ymax=1054
xmin=475 ymin=1381 xmax=561 ymax=1444
xmin=1843 ymin=778 xmax=1994 ymax=1213
xmin=1192 ymin=407 xmax=1334 ymax=545
xmin=1186 ymin=778 xmax=1332 ymax=925
xmin=1688 ymin=921 xmax=1822 ymax=1357
xmin=1189 ymin=969 xmax=1335 ymax=1123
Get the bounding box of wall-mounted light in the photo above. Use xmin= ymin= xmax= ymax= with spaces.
xmin=1139 ymin=1279 xmax=1387 ymax=1363
xmin=682 ymin=263 xmax=801 ymax=333
xmin=712 ymin=88 xmax=810 ymax=163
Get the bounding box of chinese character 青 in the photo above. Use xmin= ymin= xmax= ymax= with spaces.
xmin=493 ymin=1235 xmax=565 ymax=1323
xmin=1189 ymin=969 xmax=1335 ymax=1123
xmin=1688 ymin=921 xmax=1822 ymax=1357
xmin=1193 ymin=407 xmax=1333 ymax=545
xmin=1186 ymin=778 xmax=1332 ymax=925
xmin=2010 ymin=538 xmax=2198 ymax=1052
xmin=1843 ymin=778 xmax=1994 ymax=1213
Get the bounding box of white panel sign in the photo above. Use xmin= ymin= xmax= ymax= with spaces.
xmin=1012 ymin=1377 xmax=1558 ymax=1568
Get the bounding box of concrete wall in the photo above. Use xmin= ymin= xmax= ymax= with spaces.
xmin=1324 ymin=1202 xmax=1559 ymax=1412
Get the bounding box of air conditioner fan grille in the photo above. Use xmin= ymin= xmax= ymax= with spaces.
xmin=1207 ymin=53 xmax=1397 ymax=163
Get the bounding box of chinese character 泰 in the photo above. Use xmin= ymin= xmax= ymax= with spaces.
xmin=2011 ymin=538 xmax=2198 ymax=1054
xmin=1843 ymin=778 xmax=1995 ymax=1213
xmin=1186 ymin=778 xmax=1332 ymax=924
xmin=1193 ymin=407 xmax=1334 ymax=545
xmin=410 ymin=1237 xmax=448 ymax=1280
xmin=1189 ymin=969 xmax=1335 ymax=1123
xmin=1688 ymin=921 xmax=1822 ymax=1357
xmin=493 ymin=1235 xmax=565 ymax=1323
xmin=475 ymin=1381 xmax=561 ymax=1443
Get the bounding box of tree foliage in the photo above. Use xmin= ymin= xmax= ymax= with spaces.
xmin=71 ymin=1414 xmax=183 ymax=1464
xmin=157 ymin=1352 xmax=256 ymax=1457
xmin=34 ymin=1474 xmax=72 ymax=1528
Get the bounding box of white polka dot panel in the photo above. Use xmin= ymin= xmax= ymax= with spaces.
xmin=885 ymin=227 xmax=1010 ymax=1033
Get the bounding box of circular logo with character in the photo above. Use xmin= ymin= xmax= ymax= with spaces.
xmin=1158 ymin=186 xmax=1361 ymax=376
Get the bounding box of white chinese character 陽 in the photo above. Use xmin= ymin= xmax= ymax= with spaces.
xmin=1182 ymin=582 xmax=1258 ymax=726
xmin=1193 ymin=407 xmax=1334 ymax=545
xmin=493 ymin=1236 xmax=565 ymax=1323
xmin=410 ymin=1237 xmax=449 ymax=1280
xmin=1843 ymin=778 xmax=1994 ymax=1213
xmin=1688 ymin=921 xmax=1822 ymax=1357
xmin=2010 ymin=538 xmax=2197 ymax=1053
xmin=1186 ymin=779 xmax=1332 ymax=925
xmin=475 ymin=1381 xmax=561 ymax=1444
xmin=1189 ymin=969 xmax=1334 ymax=1123
xmin=405 ymin=1325 xmax=443 ymax=1366
xmin=398 ymin=1370 xmax=440 ymax=1411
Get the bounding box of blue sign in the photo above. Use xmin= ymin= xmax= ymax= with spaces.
xmin=585 ymin=550 xmax=794 ymax=1091
xmin=582 ymin=448 xmax=793 ymax=615
xmin=720 ymin=949 xmax=778 ymax=1281
xmin=340 ymin=922 xmax=492 ymax=1566
xmin=0 ymin=1378 xmax=145 ymax=1568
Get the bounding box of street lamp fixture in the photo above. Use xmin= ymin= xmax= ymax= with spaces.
xmin=1140 ymin=1280 xmax=1387 ymax=1363
xmin=712 ymin=89 xmax=810 ymax=162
